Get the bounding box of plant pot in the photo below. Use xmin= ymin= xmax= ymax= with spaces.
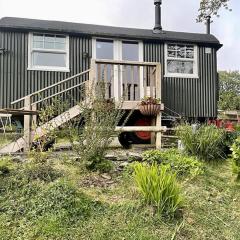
xmin=139 ymin=104 xmax=162 ymax=116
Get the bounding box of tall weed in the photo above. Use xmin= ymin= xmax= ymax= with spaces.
xmin=231 ymin=137 xmax=240 ymax=180
xmin=177 ymin=124 xmax=226 ymax=160
xmin=142 ymin=149 xmax=204 ymax=177
xmin=133 ymin=163 xmax=183 ymax=216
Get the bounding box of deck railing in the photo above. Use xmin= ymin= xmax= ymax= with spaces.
xmin=92 ymin=59 xmax=161 ymax=102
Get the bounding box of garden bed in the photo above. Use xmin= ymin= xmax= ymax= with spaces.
xmin=0 ymin=153 xmax=239 ymax=240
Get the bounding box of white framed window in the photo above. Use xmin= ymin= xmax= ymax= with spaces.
xmin=28 ymin=33 xmax=69 ymax=72
xmin=165 ymin=43 xmax=198 ymax=78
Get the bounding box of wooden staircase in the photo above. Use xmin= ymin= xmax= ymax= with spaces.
xmin=0 ymin=105 xmax=83 ymax=154
xmin=0 ymin=59 xmax=165 ymax=154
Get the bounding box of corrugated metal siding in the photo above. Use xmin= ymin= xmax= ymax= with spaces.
xmin=0 ymin=31 xmax=91 ymax=108
xmin=144 ymin=42 xmax=218 ymax=118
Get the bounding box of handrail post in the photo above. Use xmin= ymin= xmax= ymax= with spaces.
xmin=155 ymin=63 xmax=162 ymax=149
xmin=87 ymin=59 xmax=96 ymax=100
xmin=24 ymin=95 xmax=32 ymax=151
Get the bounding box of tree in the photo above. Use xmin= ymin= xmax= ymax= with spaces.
xmin=218 ymin=71 xmax=240 ymax=110
xmin=197 ymin=0 xmax=231 ymax=22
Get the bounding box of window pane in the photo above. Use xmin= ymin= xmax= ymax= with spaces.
xmin=44 ymin=42 xmax=55 ymax=49
xmin=45 ymin=34 xmax=55 ymax=42
xmin=177 ymin=48 xmax=186 ymax=58
xmin=32 ymin=52 xmax=66 ymax=67
xmin=33 ymin=34 xmax=43 ymax=41
xmin=56 ymin=36 xmax=66 ymax=43
xmin=186 ymin=46 xmax=194 ymax=58
xmin=167 ymin=60 xmax=193 ymax=74
xmin=168 ymin=50 xmax=176 ymax=58
xmin=168 ymin=44 xmax=176 ymax=50
xmin=96 ymin=40 xmax=113 ymax=59
xmin=33 ymin=41 xmax=44 ymax=48
xmin=55 ymin=42 xmax=66 ymax=50
xmin=122 ymin=42 xmax=139 ymax=61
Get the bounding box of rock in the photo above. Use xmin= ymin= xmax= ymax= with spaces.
xmin=105 ymin=154 xmax=117 ymax=161
xmin=128 ymin=152 xmax=142 ymax=162
xmin=106 ymin=180 xmax=115 ymax=185
xmin=101 ymin=174 xmax=112 ymax=180
xmin=12 ymin=156 xmax=25 ymax=163
xmin=119 ymin=162 xmax=129 ymax=168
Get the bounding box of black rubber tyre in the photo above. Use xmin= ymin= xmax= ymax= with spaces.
xmin=118 ymin=132 xmax=132 ymax=149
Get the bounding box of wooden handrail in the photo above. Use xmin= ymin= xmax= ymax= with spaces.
xmin=11 ymin=69 xmax=90 ymax=105
xmin=32 ymin=81 xmax=87 ymax=105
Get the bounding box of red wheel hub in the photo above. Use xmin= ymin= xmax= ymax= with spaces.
xmin=134 ymin=118 xmax=152 ymax=141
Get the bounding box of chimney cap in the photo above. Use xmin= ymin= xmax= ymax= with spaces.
xmin=154 ymin=0 xmax=162 ymax=5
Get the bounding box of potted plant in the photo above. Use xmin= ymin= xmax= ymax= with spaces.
xmin=139 ymin=97 xmax=162 ymax=116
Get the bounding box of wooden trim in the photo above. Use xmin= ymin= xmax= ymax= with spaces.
xmin=115 ymin=126 xmax=167 ymax=132
xmin=95 ymin=59 xmax=159 ymax=66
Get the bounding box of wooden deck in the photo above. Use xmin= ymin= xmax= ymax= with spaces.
xmin=0 ymin=59 xmax=164 ymax=153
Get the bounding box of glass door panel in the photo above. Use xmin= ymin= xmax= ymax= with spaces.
xmin=96 ymin=39 xmax=114 ymax=98
xmin=122 ymin=41 xmax=140 ymax=101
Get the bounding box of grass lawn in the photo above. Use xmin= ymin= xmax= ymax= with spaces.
xmin=0 ymin=155 xmax=239 ymax=240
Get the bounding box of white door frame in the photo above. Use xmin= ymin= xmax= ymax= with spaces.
xmin=92 ymin=38 xmax=143 ymax=101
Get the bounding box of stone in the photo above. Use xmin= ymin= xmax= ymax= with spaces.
xmin=119 ymin=162 xmax=129 ymax=168
xmin=101 ymin=174 xmax=112 ymax=180
xmin=128 ymin=152 xmax=142 ymax=162
xmin=12 ymin=156 xmax=25 ymax=163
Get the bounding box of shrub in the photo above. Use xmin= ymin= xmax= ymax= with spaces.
xmin=142 ymin=149 xmax=204 ymax=177
xmin=231 ymin=137 xmax=240 ymax=180
xmin=0 ymin=157 xmax=14 ymax=175
xmin=66 ymin=81 xmax=128 ymax=171
xmin=177 ymin=124 xmax=226 ymax=160
xmin=133 ymin=163 xmax=183 ymax=216
xmin=23 ymin=162 xmax=63 ymax=182
xmin=91 ymin=160 xmax=114 ymax=173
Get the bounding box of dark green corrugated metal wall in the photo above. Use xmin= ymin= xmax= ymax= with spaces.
xmin=0 ymin=30 xmax=218 ymax=118
xmin=144 ymin=42 xmax=218 ymax=118
xmin=0 ymin=31 xmax=91 ymax=108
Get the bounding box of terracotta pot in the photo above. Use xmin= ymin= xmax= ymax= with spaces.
xmin=139 ymin=104 xmax=162 ymax=116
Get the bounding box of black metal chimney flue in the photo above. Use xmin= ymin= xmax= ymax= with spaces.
xmin=206 ymin=16 xmax=211 ymax=34
xmin=153 ymin=0 xmax=162 ymax=33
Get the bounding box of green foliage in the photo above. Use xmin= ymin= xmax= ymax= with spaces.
xmin=231 ymin=137 xmax=240 ymax=180
xmin=91 ymin=160 xmax=114 ymax=173
xmin=67 ymin=81 xmax=128 ymax=172
xmin=0 ymin=157 xmax=14 ymax=175
xmin=142 ymin=149 xmax=204 ymax=177
xmin=133 ymin=163 xmax=183 ymax=216
xmin=177 ymin=124 xmax=226 ymax=160
xmin=28 ymin=148 xmax=52 ymax=164
xmin=197 ymin=0 xmax=231 ymax=22
xmin=23 ymin=162 xmax=63 ymax=183
xmin=0 ymin=169 xmax=103 ymax=239
xmin=218 ymin=71 xmax=240 ymax=110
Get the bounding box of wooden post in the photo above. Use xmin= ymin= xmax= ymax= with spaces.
xmin=24 ymin=95 xmax=31 ymax=151
xmin=32 ymin=103 xmax=37 ymax=126
xmin=155 ymin=63 xmax=162 ymax=149
xmin=151 ymin=117 xmax=156 ymax=145
xmin=87 ymin=59 xmax=96 ymax=100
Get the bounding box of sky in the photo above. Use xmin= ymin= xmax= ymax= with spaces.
xmin=0 ymin=0 xmax=239 ymax=71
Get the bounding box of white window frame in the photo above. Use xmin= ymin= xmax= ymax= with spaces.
xmin=92 ymin=38 xmax=143 ymax=61
xmin=28 ymin=32 xmax=70 ymax=72
xmin=164 ymin=43 xmax=198 ymax=78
